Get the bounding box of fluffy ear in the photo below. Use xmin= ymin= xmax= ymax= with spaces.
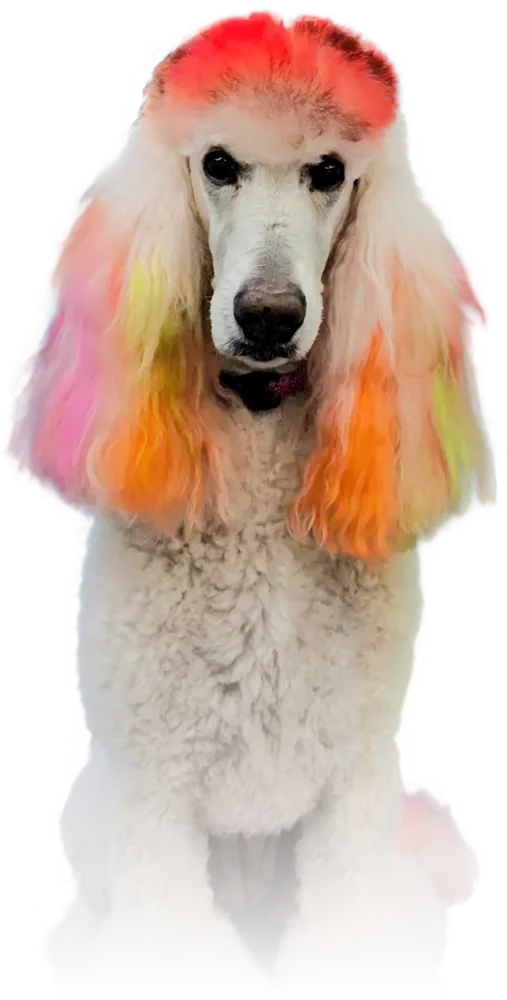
xmin=12 ymin=120 xmax=227 ymax=527
xmin=290 ymin=119 xmax=493 ymax=561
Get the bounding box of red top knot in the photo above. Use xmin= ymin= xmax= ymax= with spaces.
xmin=148 ymin=14 xmax=398 ymax=137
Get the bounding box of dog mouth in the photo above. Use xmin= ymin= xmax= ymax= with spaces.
xmin=226 ymin=339 xmax=299 ymax=368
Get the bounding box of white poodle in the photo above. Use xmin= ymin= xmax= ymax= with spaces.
xmin=13 ymin=13 xmax=490 ymax=1000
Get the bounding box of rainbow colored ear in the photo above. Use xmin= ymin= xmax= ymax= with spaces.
xmin=290 ymin=124 xmax=493 ymax=561
xmin=12 ymin=129 xmax=226 ymax=527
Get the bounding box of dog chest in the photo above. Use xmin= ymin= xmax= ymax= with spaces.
xmin=78 ymin=410 xmax=420 ymax=830
xmin=79 ymin=510 xmax=419 ymax=835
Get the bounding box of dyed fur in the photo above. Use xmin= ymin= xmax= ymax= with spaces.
xmin=13 ymin=14 xmax=489 ymax=560
xmin=13 ymin=14 xmax=487 ymax=999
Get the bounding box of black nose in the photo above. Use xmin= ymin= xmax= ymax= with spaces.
xmin=233 ymin=282 xmax=306 ymax=345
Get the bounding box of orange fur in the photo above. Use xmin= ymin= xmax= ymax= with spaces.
xmin=290 ymin=333 xmax=399 ymax=561
xmin=291 ymin=255 xmax=489 ymax=561
xmin=92 ymin=334 xmax=223 ymax=528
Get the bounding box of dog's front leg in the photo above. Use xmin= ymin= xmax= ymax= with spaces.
xmin=277 ymin=572 xmax=439 ymax=1000
xmin=276 ymin=743 xmax=443 ymax=998
xmin=88 ymin=773 xmax=267 ymax=999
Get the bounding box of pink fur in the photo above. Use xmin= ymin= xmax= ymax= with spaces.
xmin=398 ymin=792 xmax=478 ymax=904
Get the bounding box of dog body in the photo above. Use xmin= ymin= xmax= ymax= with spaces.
xmin=77 ymin=403 xmax=418 ymax=836
xmin=64 ymin=400 xmax=424 ymax=995
xmin=14 ymin=14 xmax=489 ymax=999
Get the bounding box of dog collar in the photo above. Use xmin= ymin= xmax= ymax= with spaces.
xmin=219 ymin=365 xmax=308 ymax=413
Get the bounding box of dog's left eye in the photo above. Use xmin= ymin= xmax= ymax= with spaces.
xmin=203 ymin=147 xmax=241 ymax=186
xmin=306 ymin=155 xmax=345 ymax=193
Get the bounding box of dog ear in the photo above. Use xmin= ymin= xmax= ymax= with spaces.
xmin=290 ymin=119 xmax=493 ymax=561
xmin=12 ymin=114 xmax=226 ymax=528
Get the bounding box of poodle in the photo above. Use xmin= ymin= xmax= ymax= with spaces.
xmin=13 ymin=13 xmax=491 ymax=1000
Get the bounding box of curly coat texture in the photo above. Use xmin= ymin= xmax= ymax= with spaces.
xmin=14 ymin=13 xmax=486 ymax=1000
xmin=56 ymin=405 xmax=465 ymax=998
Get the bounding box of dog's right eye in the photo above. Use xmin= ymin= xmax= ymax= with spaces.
xmin=202 ymin=147 xmax=241 ymax=186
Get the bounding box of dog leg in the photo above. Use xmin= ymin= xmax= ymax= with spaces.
xmin=44 ymin=740 xmax=112 ymax=1000
xmin=275 ymin=742 xmax=445 ymax=999
xmin=49 ymin=748 xmax=113 ymax=987
xmin=80 ymin=769 xmax=269 ymax=1000
xmin=391 ymin=852 xmax=446 ymax=969
xmin=276 ymin=567 xmax=439 ymax=1000
xmin=44 ymin=896 xmax=103 ymax=1000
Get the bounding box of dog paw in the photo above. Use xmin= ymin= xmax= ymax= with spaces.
xmin=44 ymin=897 xmax=101 ymax=1000
xmin=84 ymin=908 xmax=270 ymax=1000
xmin=275 ymin=893 xmax=440 ymax=1000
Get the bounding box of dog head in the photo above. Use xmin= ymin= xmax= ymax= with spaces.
xmin=13 ymin=14 xmax=492 ymax=559
xmin=165 ymin=16 xmax=396 ymax=370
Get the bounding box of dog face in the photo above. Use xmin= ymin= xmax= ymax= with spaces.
xmin=190 ymin=139 xmax=356 ymax=367
xmin=13 ymin=13 xmax=491 ymax=561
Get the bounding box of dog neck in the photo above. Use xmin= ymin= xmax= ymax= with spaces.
xmin=219 ymin=363 xmax=308 ymax=413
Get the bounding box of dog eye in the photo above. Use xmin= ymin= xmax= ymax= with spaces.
xmin=306 ymin=156 xmax=345 ymax=193
xmin=203 ymin=147 xmax=241 ymax=186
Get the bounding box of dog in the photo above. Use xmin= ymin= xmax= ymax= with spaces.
xmin=13 ymin=13 xmax=490 ymax=1000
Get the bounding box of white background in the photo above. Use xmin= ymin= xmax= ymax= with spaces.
xmin=1 ymin=2 xmax=505 ymax=997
